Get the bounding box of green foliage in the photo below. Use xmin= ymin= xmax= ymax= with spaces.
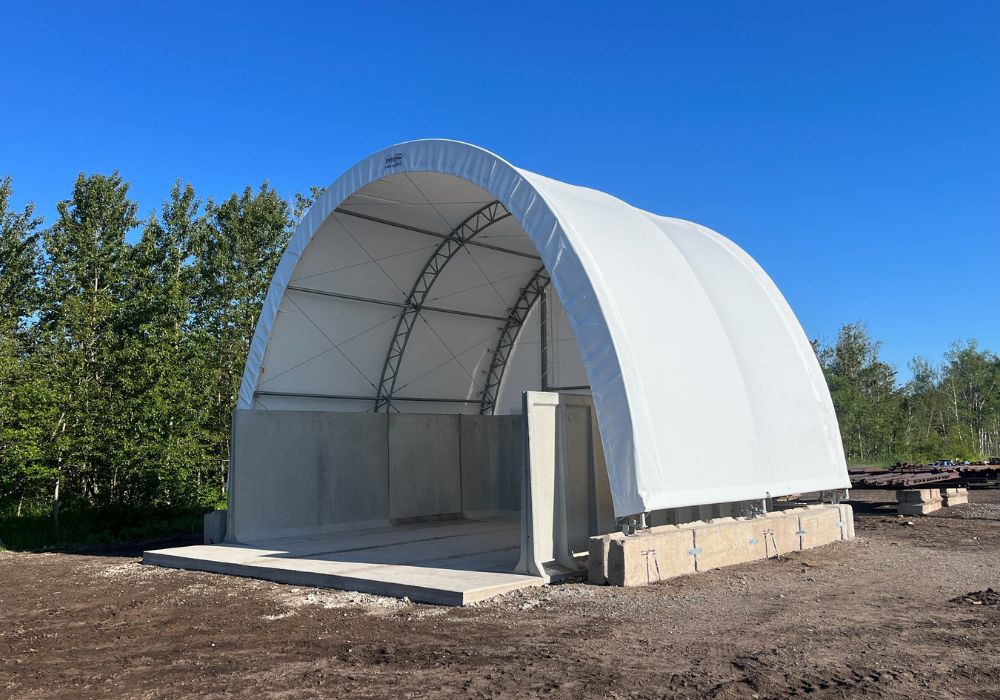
xmin=0 ymin=173 xmax=293 ymax=544
xmin=816 ymin=323 xmax=1000 ymax=465
xmin=0 ymin=505 xmax=207 ymax=551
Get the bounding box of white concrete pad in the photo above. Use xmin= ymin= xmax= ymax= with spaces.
xmin=144 ymin=519 xmax=543 ymax=606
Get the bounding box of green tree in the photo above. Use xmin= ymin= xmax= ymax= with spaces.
xmin=117 ymin=182 xmax=217 ymax=507
xmin=0 ymin=176 xmax=54 ymax=516
xmin=0 ymin=176 xmax=42 ymax=331
xmin=191 ymin=183 xmax=293 ymax=495
xmin=818 ymin=322 xmax=903 ymax=464
xmin=939 ymin=341 xmax=1000 ymax=458
xmin=37 ymin=172 xmax=139 ymax=508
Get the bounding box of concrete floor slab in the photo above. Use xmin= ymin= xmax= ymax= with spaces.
xmin=143 ymin=519 xmax=543 ymax=605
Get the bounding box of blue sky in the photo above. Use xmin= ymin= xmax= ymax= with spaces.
xmin=2 ymin=2 xmax=998 ymax=378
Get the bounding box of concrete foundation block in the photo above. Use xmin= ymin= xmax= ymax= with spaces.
xmin=797 ymin=505 xmax=842 ymax=550
xmin=607 ymin=525 xmax=695 ymax=587
xmin=763 ymin=508 xmax=803 ymax=557
xmin=692 ymin=517 xmax=766 ymax=571
xmin=588 ymin=532 xmax=624 ymax=585
xmin=836 ymin=503 xmax=856 ymax=540
xmin=599 ymin=506 xmax=853 ymax=588
xmin=204 ymin=510 xmax=227 ymax=544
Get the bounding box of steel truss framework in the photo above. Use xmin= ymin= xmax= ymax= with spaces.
xmin=373 ymin=201 xmax=512 ymax=412
xmin=256 ymin=205 xmax=565 ymax=414
xmin=478 ymin=266 xmax=551 ymax=415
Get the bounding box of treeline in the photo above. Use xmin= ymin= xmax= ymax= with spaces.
xmin=2 ymin=172 xmax=998 ymax=521
xmin=0 ymin=174 xmax=318 ymax=517
xmin=816 ymin=323 xmax=1000 ymax=465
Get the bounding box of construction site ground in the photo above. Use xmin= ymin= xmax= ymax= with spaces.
xmin=2 ymin=489 xmax=999 ymax=699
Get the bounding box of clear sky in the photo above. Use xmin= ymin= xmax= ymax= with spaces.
xmin=2 ymin=2 xmax=998 ymax=378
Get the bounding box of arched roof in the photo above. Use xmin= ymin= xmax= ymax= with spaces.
xmin=239 ymin=139 xmax=849 ymax=516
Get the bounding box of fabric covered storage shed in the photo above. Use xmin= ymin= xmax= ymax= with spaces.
xmin=145 ymin=140 xmax=851 ymax=604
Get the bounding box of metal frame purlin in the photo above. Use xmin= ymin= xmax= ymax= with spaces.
xmin=373 ymin=201 xmax=511 ymax=412
xmin=478 ymin=266 xmax=551 ymax=415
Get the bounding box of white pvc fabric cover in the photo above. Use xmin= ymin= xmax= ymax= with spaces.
xmin=238 ymin=139 xmax=849 ymax=516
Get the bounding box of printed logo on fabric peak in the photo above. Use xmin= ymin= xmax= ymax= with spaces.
xmin=384 ymin=152 xmax=404 ymax=170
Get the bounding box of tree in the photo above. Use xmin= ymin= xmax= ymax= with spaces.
xmin=939 ymin=341 xmax=1000 ymax=458
xmin=0 ymin=176 xmax=52 ymax=515
xmin=190 ymin=183 xmax=293 ymax=494
xmin=37 ymin=172 xmax=139 ymax=508
xmin=817 ymin=322 xmax=903 ymax=464
xmin=0 ymin=176 xmax=42 ymax=332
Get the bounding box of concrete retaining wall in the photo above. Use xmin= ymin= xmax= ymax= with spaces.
xmin=229 ymin=410 xmax=523 ymax=542
xmin=388 ymin=414 xmax=462 ymax=521
xmin=460 ymin=415 xmax=523 ymax=516
xmin=591 ymin=504 xmax=855 ymax=587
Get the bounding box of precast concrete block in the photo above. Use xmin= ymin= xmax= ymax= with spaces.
xmin=943 ymin=488 xmax=969 ymax=506
xmin=836 ymin=503 xmax=856 ymax=540
xmin=896 ymin=489 xmax=938 ymax=504
xmin=796 ymin=505 xmax=842 ymax=550
xmin=588 ymin=532 xmax=624 ymax=585
xmin=692 ymin=517 xmax=766 ymax=571
xmin=607 ymin=526 xmax=695 ymax=587
xmin=897 ymin=501 xmax=943 ymax=515
xmin=763 ymin=509 xmax=803 ymax=557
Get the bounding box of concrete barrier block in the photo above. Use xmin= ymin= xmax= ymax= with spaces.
xmin=797 ymin=505 xmax=842 ymax=550
xmin=588 ymin=532 xmax=624 ymax=585
xmin=693 ymin=517 xmax=766 ymax=571
xmin=607 ymin=526 xmax=695 ymax=587
xmin=763 ymin=509 xmax=802 ymax=557
xmin=897 ymin=489 xmax=937 ymax=504
xmin=943 ymin=487 xmax=969 ymax=506
xmin=897 ymin=501 xmax=943 ymax=515
xmin=836 ymin=503 xmax=856 ymax=540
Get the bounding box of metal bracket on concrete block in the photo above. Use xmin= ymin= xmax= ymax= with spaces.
xmin=687 ymin=547 xmax=703 ymax=557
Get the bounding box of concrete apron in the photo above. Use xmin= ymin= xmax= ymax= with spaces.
xmin=589 ymin=504 xmax=856 ymax=587
xmin=143 ymin=519 xmax=543 ymax=606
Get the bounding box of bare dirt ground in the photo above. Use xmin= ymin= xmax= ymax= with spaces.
xmin=2 ymin=491 xmax=999 ymax=699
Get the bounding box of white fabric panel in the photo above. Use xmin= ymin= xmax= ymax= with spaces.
xmin=495 ymin=296 xmax=542 ymax=415
xmin=546 ymin=292 xmax=589 ymax=390
xmin=239 ymin=139 xmax=849 ymax=516
xmin=393 ymin=313 xmax=495 ymax=400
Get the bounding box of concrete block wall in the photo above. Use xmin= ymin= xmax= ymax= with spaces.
xmin=590 ymin=504 xmax=854 ymax=587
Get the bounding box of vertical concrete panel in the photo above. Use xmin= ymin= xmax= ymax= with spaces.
xmin=229 ymin=410 xmax=389 ymax=541
xmin=517 ymin=392 xmax=568 ymax=576
xmin=460 ymin=415 xmax=523 ymax=516
xmin=389 ymin=414 xmax=462 ymax=520
xmin=497 ymin=415 xmax=524 ymax=511
xmin=561 ymin=402 xmax=596 ymax=554
xmin=588 ymin=403 xmax=616 ymax=536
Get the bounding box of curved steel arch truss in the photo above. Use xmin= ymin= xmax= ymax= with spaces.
xmin=373 ymin=200 xmax=511 ymax=412
xmin=478 ymin=266 xmax=551 ymax=415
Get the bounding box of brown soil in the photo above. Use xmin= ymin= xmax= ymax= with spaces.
xmin=3 ymin=491 xmax=1000 ymax=699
